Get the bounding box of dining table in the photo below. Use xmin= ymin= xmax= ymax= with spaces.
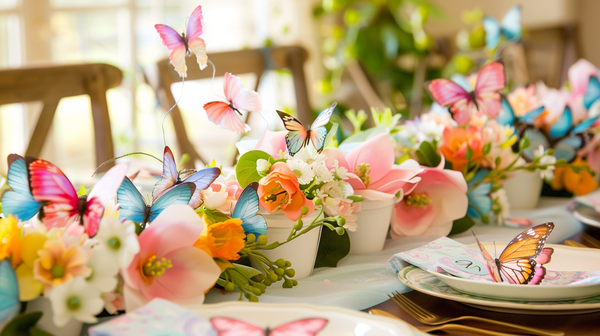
xmin=202 ymin=196 xmax=600 ymax=335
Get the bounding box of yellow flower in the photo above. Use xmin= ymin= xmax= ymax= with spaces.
xmin=0 ymin=215 xmax=22 ymax=266
xmin=33 ymin=238 xmax=91 ymax=293
xmin=16 ymin=232 xmax=48 ymax=301
xmin=194 ymin=218 xmax=245 ymax=261
xmin=551 ymin=157 xmax=598 ymax=195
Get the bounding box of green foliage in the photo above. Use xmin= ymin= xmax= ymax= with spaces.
xmin=449 ymin=215 xmax=476 ymax=235
xmin=340 ymin=126 xmax=388 ymax=145
xmin=345 ymin=109 xmax=368 ymax=134
xmin=0 ymin=312 xmax=53 ymax=336
xmin=314 ymin=225 xmax=350 ymax=268
xmin=236 ymin=150 xmax=274 ymax=188
xmin=415 ymin=140 xmax=441 ymax=167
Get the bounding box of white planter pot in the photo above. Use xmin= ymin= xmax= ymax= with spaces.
xmin=348 ymin=197 xmax=395 ymax=254
xmin=503 ymin=171 xmax=543 ymax=210
xmin=25 ymin=297 xmax=83 ymax=336
xmin=257 ymin=209 xmax=321 ymax=279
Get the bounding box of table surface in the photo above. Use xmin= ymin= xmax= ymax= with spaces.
xmin=367 ymin=224 xmax=600 ymax=336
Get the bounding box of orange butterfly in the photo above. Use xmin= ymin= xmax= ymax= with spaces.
xmin=472 ymin=222 xmax=554 ymax=284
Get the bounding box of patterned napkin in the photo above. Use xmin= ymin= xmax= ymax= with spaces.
xmin=88 ymin=298 xmax=214 ymax=336
xmin=388 ymin=237 xmax=600 ymax=285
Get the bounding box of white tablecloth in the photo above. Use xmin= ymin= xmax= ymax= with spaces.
xmin=205 ymin=197 xmax=582 ymax=310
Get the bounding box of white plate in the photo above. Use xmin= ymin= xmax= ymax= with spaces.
xmin=572 ymin=206 xmax=600 ymax=228
xmin=183 ymin=301 xmax=425 ymax=336
xmin=426 ymin=244 xmax=600 ymax=301
xmin=399 ymin=266 xmax=600 ymax=315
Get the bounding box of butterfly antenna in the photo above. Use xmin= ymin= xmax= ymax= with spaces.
xmin=207 ymin=59 xmax=216 ymax=94
xmin=92 ymin=152 xmax=163 ymax=177
xmin=161 ymin=76 xmax=186 ymax=147
xmin=494 ymin=42 xmax=507 ymax=60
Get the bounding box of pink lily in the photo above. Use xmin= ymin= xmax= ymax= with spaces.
xmin=122 ymin=205 xmax=220 ymax=311
xmin=567 ymin=59 xmax=598 ymax=122
xmin=323 ymin=133 xmax=422 ymax=199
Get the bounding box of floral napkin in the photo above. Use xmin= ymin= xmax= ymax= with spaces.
xmin=388 ymin=237 xmax=600 ymax=285
xmin=88 ymin=298 xmax=213 ymax=336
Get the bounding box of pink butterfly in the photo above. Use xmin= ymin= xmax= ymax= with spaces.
xmin=204 ymin=72 xmax=262 ymax=133
xmin=210 ymin=317 xmax=327 ymax=336
xmin=426 ymin=61 xmax=505 ymax=125
xmin=155 ymin=5 xmax=207 ymax=78
xmin=28 ymin=159 xmax=128 ymax=236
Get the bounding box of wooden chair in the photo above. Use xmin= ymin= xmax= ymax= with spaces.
xmin=0 ymin=63 xmax=121 ymax=171
xmin=149 ymin=46 xmax=310 ymax=168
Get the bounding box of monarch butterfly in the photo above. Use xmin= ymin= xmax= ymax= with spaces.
xmin=472 ymin=222 xmax=554 ymax=285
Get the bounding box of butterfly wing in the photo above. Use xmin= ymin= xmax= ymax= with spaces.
xmin=521 ymin=129 xmax=550 ymax=161
xmin=553 ymin=135 xmax=585 ymax=162
xmin=500 ymin=5 xmax=522 ymax=42
xmin=186 ymin=6 xmax=207 ymax=70
xmin=519 ymin=106 xmax=545 ymax=125
xmin=84 ymin=163 xmax=128 ymax=236
xmin=27 ymin=158 xmax=79 ymax=229
xmin=2 ymin=154 xmax=42 ymax=220
xmin=277 ymin=111 xmax=309 ymax=156
xmin=232 ymin=182 xmax=267 ymax=237
xmin=482 ymin=17 xmax=500 ymax=49
xmin=497 ymin=96 xmax=516 ymax=126
xmin=548 ymin=106 xmax=573 ymax=139
xmin=0 ymin=259 xmax=19 ymax=325
xmin=426 ymin=79 xmax=471 ymax=125
xmin=225 ymin=73 xmax=262 ymax=113
xmin=210 ymin=317 xmax=265 ymax=336
xmin=584 ymin=76 xmax=600 ymax=110
xmin=496 ymin=222 xmax=555 ymax=284
xmin=472 ymin=231 xmax=502 ymax=282
xmin=474 ymin=62 xmax=505 ymax=118
xmin=309 ymin=103 xmax=336 ymax=153
xmin=116 ymin=177 xmax=148 ymax=224
xmin=148 ymin=182 xmax=195 ymax=222
xmin=153 ymin=146 xmax=179 ymax=200
xmin=180 ymin=167 xmax=221 ymax=209
xmin=270 ymin=318 xmax=328 ymax=336
xmin=154 ymin=24 xmax=187 ymax=78
xmin=571 ymin=116 xmax=599 ymax=134
xmin=204 ymin=101 xmax=250 ymax=133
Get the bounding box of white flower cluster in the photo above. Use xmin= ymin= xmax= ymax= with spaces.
xmin=533 ymin=145 xmax=557 ymax=181
xmin=286 ymin=146 xmax=331 ymax=185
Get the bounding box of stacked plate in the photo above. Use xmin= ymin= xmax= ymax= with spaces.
xmin=398 ymin=243 xmax=600 ymax=315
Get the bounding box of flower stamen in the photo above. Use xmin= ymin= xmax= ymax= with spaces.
xmin=354 ymin=163 xmax=371 ymax=187
xmin=404 ymin=193 xmax=432 ymax=208
xmin=142 ymin=255 xmax=172 ymax=278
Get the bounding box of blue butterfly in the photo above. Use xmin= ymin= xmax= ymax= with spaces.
xmin=583 ymin=76 xmax=600 ymax=110
xmin=277 ymin=103 xmax=336 ymax=156
xmin=117 ymin=177 xmax=195 ymax=225
xmin=497 ymin=96 xmax=545 ymax=134
xmin=522 ymin=107 xmax=598 ymax=162
xmin=1 ymin=154 xmax=42 ymax=220
xmin=231 ymin=182 xmax=267 ymax=237
xmin=482 ymin=5 xmax=522 ymax=49
xmin=467 ymin=169 xmax=492 ymax=220
xmin=0 ymin=259 xmax=19 ymax=325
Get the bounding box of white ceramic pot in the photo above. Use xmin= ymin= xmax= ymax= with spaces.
xmin=348 ymin=196 xmax=395 ymax=255
xmin=25 ymin=297 xmax=83 ymax=336
xmin=503 ymin=170 xmax=543 ymax=210
xmin=257 ymin=209 xmax=321 ymax=280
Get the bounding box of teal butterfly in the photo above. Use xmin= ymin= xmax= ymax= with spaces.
xmin=276 ymin=103 xmax=336 ymax=156
xmin=231 ymin=182 xmax=267 ymax=237
xmin=1 ymin=154 xmax=42 ymax=221
xmin=584 ymin=75 xmax=600 ymax=110
xmin=116 ymin=177 xmax=195 ymax=225
xmin=482 ymin=5 xmax=521 ymax=49
xmin=0 ymin=259 xmax=19 ymax=326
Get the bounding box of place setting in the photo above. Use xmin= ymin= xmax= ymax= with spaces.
xmin=3 ymin=1 xmax=600 ymax=336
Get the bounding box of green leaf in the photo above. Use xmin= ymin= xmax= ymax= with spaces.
xmin=483 ymin=142 xmax=492 ymax=155
xmin=28 ymin=328 xmax=53 ymax=336
xmin=232 ymin=264 xmax=263 ymax=279
xmin=340 ymin=126 xmax=388 ymax=145
xmin=415 ymin=150 xmax=432 ymax=167
xmin=519 ymin=135 xmax=530 ymax=151
xmin=314 ymin=225 xmax=350 ymax=268
xmin=347 ymin=195 xmax=365 ymax=202
xmin=0 ymin=312 xmax=44 ymax=336
xmin=236 ymin=150 xmax=273 ymax=188
xmin=449 ymin=215 xmax=476 ymax=235
xmin=415 ymin=141 xmax=441 ymax=167
xmin=465 ymin=146 xmax=473 ymax=160
xmin=323 ymin=122 xmax=338 ymax=149
xmin=203 ymin=208 xmax=231 ymax=224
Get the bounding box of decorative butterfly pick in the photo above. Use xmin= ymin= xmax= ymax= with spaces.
xmin=2 ymin=154 xmax=43 ymax=221
xmin=204 ymin=72 xmax=263 ymax=133
xmin=211 ymin=317 xmax=328 ymax=336
xmin=472 ymin=222 xmax=555 ymax=285
xmin=155 ymin=5 xmax=207 ymax=78
xmin=277 ymin=102 xmax=336 ymax=156
xmin=426 ymin=61 xmax=505 ymax=125
xmin=482 ymin=5 xmax=522 ymax=49
xmin=27 ymin=158 xmax=128 ymax=236
xmin=153 ymin=146 xmax=220 ymax=209
xmin=0 ymin=259 xmax=19 ymax=326
xmin=232 ymin=182 xmax=267 ymax=237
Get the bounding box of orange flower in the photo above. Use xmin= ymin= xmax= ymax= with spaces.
xmin=439 ymin=126 xmax=486 ymax=172
xmin=33 ymin=237 xmax=91 ymax=293
xmin=551 ymin=157 xmax=598 ymax=195
xmin=0 ymin=215 xmax=22 ymax=266
xmin=257 ymin=162 xmax=315 ymax=220
xmin=194 ymin=218 xmax=245 ymax=261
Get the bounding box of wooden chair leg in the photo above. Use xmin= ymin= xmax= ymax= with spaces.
xmin=287 ymin=49 xmax=311 ymax=125
xmin=85 ymin=68 xmax=115 ymax=171
xmin=26 ymin=100 xmax=59 ymax=158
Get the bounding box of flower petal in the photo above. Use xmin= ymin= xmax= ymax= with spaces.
xmin=322 ymin=148 xmax=350 ymax=170
xmin=345 ymin=133 xmax=394 ymax=183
